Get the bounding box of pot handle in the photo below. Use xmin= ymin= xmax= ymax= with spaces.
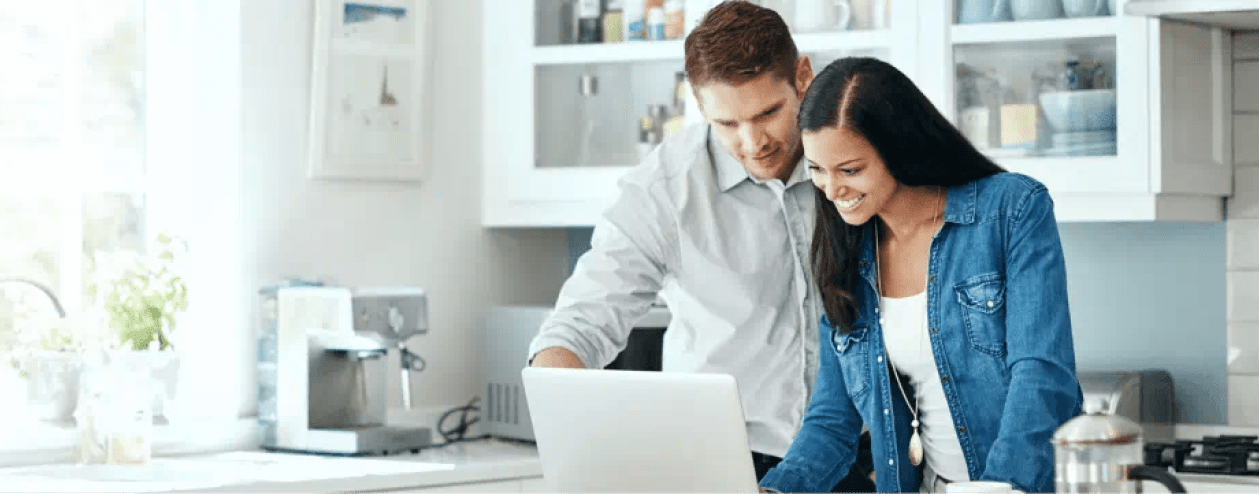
xmin=1130 ymin=465 xmax=1187 ymax=493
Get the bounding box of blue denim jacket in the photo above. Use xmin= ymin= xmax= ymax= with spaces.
xmin=760 ymin=172 xmax=1083 ymax=493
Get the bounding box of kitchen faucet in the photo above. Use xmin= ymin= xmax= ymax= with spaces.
xmin=0 ymin=277 xmax=66 ymax=318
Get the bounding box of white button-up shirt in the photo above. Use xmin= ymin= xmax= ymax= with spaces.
xmin=527 ymin=123 xmax=820 ymax=457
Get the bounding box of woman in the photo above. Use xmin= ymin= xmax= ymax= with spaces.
xmin=758 ymin=57 xmax=1083 ymax=493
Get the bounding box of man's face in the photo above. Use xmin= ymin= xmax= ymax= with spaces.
xmin=695 ymin=58 xmax=813 ymax=183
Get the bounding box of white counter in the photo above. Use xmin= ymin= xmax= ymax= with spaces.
xmin=0 ymin=438 xmax=544 ymax=493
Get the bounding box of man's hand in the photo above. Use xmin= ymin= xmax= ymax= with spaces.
xmin=530 ymin=347 xmax=586 ymax=368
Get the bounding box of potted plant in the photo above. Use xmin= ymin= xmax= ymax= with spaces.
xmin=87 ymin=232 xmax=189 ymax=422
xmin=4 ymin=279 xmax=108 ymax=423
xmin=12 ymin=313 xmax=91 ymax=423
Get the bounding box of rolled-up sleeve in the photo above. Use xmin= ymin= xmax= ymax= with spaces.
xmin=526 ymin=160 xmax=676 ymax=369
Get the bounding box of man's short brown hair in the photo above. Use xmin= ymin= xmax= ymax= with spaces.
xmin=684 ymin=1 xmax=799 ymax=89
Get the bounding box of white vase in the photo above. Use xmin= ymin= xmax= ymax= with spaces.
xmin=117 ymin=350 xmax=181 ymax=420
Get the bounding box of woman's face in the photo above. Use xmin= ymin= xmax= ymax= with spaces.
xmin=803 ymin=125 xmax=900 ymax=226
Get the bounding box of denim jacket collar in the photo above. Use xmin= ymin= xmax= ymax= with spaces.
xmin=856 ymin=182 xmax=979 ymax=293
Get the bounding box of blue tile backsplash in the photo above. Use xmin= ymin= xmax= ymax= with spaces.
xmin=567 ymin=221 xmax=1227 ymax=424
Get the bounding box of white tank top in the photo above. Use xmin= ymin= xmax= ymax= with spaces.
xmin=881 ymin=292 xmax=971 ymax=482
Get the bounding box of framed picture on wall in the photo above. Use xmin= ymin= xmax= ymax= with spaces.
xmin=308 ymin=0 xmax=430 ymax=182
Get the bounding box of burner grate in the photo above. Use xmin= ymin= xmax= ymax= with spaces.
xmin=1145 ymin=435 xmax=1259 ymax=475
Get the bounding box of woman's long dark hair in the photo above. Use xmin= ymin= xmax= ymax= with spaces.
xmin=801 ymin=57 xmax=1004 ymax=334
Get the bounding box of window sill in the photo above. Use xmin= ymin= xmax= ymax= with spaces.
xmin=0 ymin=416 xmax=259 ymax=468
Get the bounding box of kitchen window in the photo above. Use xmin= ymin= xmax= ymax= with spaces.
xmin=0 ymin=0 xmax=249 ymax=462
xmin=1 ymin=1 xmax=147 ymax=365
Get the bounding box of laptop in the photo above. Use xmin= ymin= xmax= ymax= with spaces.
xmin=521 ymin=367 xmax=760 ymax=492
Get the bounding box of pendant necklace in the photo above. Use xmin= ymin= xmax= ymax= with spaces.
xmin=875 ymin=187 xmax=942 ymax=468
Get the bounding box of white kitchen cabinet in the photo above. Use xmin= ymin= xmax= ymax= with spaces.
xmin=916 ymin=0 xmax=1234 ymax=222
xmin=481 ymin=0 xmax=919 ymax=227
xmin=482 ymin=0 xmax=1234 ymax=227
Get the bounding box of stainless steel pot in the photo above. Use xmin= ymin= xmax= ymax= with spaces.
xmin=1052 ymin=401 xmax=1187 ymax=493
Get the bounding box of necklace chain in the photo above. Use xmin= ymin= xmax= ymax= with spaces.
xmin=876 ymin=187 xmax=943 ymax=428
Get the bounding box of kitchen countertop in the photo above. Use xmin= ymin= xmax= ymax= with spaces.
xmin=0 ymin=438 xmax=543 ymax=493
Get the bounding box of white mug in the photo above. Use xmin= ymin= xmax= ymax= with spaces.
xmin=795 ymin=0 xmax=852 ymax=32
xmin=946 ymin=481 xmax=1022 ymax=493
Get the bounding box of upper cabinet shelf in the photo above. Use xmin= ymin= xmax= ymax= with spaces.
xmin=531 ymin=30 xmax=896 ymax=66
xmin=951 ymin=17 xmax=1119 ymax=44
xmin=532 ymin=40 xmax=685 ymax=64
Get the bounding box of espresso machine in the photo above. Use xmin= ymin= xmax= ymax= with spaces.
xmin=260 ymin=285 xmax=433 ymax=455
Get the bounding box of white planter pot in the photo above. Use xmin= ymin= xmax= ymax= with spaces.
xmin=25 ymin=351 xmax=83 ymax=423
xmin=25 ymin=349 xmax=180 ymax=424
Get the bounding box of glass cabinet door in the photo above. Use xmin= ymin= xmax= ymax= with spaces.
xmin=535 ymin=61 xmax=685 ymax=169
xmin=924 ymin=0 xmax=1151 ymax=195
xmin=954 ymin=37 xmax=1117 ymax=160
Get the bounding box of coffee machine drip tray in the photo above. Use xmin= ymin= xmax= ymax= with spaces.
xmin=265 ymin=426 xmax=434 ymax=456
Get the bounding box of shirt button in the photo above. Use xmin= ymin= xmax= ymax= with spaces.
xmin=877 ymin=356 xmax=883 ymax=362
xmin=883 ymin=408 xmax=889 ymax=415
xmin=929 ymin=275 xmax=937 ymax=283
xmin=941 ymin=375 xmax=950 ymax=382
xmin=958 ymin=426 xmax=967 ymax=433
xmin=889 ymin=459 xmax=895 ymax=466
xmin=987 ymin=300 xmax=994 ymax=308
xmin=874 ymin=307 xmax=880 ymax=313
xmin=930 ymin=327 xmax=939 ymax=334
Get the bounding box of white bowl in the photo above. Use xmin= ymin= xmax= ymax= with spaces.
xmin=1010 ymin=0 xmax=1064 ymax=20
xmin=1038 ymin=89 xmax=1117 ymax=132
xmin=1052 ymin=129 xmax=1116 ymax=146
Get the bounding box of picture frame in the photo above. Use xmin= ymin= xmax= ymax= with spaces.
xmin=308 ymin=0 xmax=429 ymax=182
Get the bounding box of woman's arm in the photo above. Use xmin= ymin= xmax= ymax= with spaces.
xmin=980 ymin=185 xmax=1083 ymax=492
xmin=758 ymin=317 xmax=867 ymax=493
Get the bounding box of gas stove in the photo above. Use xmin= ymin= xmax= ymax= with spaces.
xmin=1145 ymin=435 xmax=1259 ymax=476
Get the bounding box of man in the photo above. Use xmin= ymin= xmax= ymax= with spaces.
xmin=527 ymin=1 xmax=873 ymax=491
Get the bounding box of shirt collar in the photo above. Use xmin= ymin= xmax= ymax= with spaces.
xmin=944 ymin=180 xmax=977 ymax=225
xmin=707 ymin=125 xmax=811 ymax=192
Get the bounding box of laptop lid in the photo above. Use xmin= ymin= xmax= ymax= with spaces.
xmin=521 ymin=367 xmax=759 ymax=492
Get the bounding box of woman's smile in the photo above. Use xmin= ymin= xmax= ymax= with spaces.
xmin=835 ymin=194 xmax=865 ymax=211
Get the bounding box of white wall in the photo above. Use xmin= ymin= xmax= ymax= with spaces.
xmin=239 ymin=0 xmax=568 ymax=416
xmin=1227 ymin=31 xmax=1259 ymax=426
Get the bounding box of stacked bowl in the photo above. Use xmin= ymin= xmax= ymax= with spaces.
xmin=1037 ymin=89 xmax=1116 ymax=156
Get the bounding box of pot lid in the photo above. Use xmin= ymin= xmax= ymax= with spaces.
xmin=1052 ymin=412 xmax=1144 ymax=446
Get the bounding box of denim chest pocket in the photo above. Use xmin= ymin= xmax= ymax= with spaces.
xmin=831 ymin=323 xmax=872 ymax=397
xmin=954 ymin=273 xmax=1008 ymax=357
